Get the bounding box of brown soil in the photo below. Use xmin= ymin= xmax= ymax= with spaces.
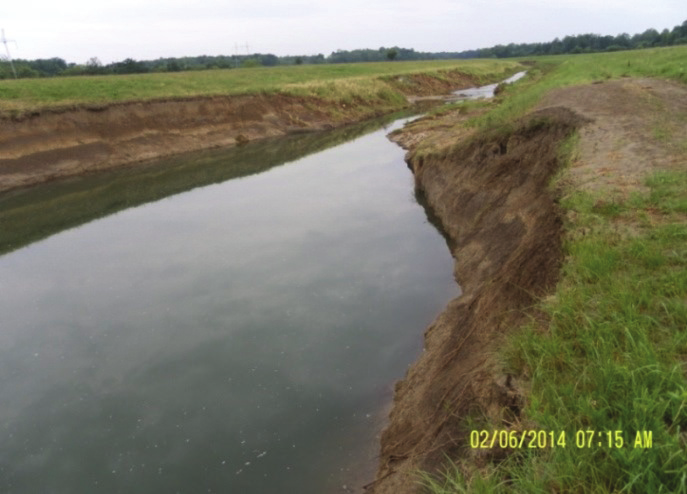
xmin=0 ymin=70 xmax=487 ymax=194
xmin=536 ymin=77 xmax=687 ymax=196
xmin=367 ymin=77 xmax=687 ymax=493
xmin=367 ymin=108 xmax=585 ymax=493
xmin=0 ymin=93 xmax=344 ymax=193
xmin=385 ymin=70 xmax=483 ymax=99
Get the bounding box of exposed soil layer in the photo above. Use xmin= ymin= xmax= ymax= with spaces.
xmin=384 ymin=70 xmax=484 ymax=99
xmin=0 ymin=93 xmax=343 ymax=193
xmin=0 ymin=70 xmax=489 ymax=193
xmin=366 ymin=107 xmax=585 ymax=493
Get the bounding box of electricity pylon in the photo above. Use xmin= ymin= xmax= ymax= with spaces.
xmin=1 ymin=29 xmax=18 ymax=79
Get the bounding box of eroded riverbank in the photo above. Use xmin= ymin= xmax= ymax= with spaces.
xmin=0 ymin=69 xmax=514 ymax=194
xmin=366 ymin=107 xmax=585 ymax=493
xmin=0 ymin=112 xmax=414 ymax=256
xmin=368 ymin=75 xmax=687 ymax=492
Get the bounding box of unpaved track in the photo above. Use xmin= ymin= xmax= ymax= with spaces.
xmin=537 ymin=77 xmax=687 ymax=195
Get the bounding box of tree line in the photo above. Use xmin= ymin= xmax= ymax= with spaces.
xmin=478 ymin=20 xmax=687 ymax=58
xmin=1 ymin=20 xmax=685 ymax=79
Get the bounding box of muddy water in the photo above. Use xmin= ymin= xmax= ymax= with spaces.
xmin=0 ymin=116 xmax=457 ymax=493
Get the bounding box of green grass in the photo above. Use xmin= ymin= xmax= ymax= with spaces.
xmin=0 ymin=59 xmax=520 ymax=114
xmin=467 ymin=45 xmax=687 ymax=129
xmin=425 ymin=171 xmax=687 ymax=493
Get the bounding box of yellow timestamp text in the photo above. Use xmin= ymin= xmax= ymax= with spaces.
xmin=470 ymin=430 xmax=653 ymax=449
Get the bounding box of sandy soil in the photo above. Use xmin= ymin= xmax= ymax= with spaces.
xmin=367 ymin=77 xmax=687 ymax=493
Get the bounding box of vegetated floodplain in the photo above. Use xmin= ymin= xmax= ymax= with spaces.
xmin=0 ymin=59 xmax=520 ymax=115
xmin=424 ymin=45 xmax=687 ymax=493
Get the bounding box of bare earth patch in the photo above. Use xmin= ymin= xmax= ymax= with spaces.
xmin=537 ymin=77 xmax=687 ymax=196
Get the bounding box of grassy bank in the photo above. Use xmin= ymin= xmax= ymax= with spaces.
xmin=0 ymin=59 xmax=520 ymax=116
xmin=419 ymin=46 xmax=687 ymax=493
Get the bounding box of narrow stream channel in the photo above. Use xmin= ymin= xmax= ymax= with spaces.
xmin=0 ymin=115 xmax=458 ymax=493
xmin=451 ymin=70 xmax=527 ymax=101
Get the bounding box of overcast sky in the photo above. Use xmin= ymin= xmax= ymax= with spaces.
xmin=2 ymin=0 xmax=686 ymax=64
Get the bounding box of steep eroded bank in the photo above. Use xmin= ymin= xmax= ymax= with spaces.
xmin=368 ymin=107 xmax=586 ymax=493
xmin=0 ymin=69 xmax=502 ymax=193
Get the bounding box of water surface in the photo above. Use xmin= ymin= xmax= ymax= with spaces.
xmin=0 ymin=117 xmax=457 ymax=493
xmin=452 ymin=70 xmax=527 ymax=100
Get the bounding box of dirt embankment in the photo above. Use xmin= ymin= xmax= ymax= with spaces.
xmin=367 ymin=108 xmax=586 ymax=493
xmin=368 ymin=76 xmax=687 ymax=492
xmin=0 ymin=70 xmax=489 ymax=193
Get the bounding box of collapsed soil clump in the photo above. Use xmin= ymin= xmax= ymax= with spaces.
xmin=367 ymin=107 xmax=586 ymax=493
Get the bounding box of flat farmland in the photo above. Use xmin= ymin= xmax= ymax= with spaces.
xmin=0 ymin=59 xmax=521 ymax=114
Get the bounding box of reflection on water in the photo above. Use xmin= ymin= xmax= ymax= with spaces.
xmin=451 ymin=70 xmax=528 ymax=101
xmin=0 ymin=117 xmax=457 ymax=493
xmin=0 ymin=112 xmax=410 ymax=256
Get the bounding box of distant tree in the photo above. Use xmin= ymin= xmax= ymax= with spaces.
xmin=615 ymin=33 xmax=631 ymax=48
xmin=639 ymin=28 xmax=660 ymax=46
xmin=9 ymin=19 xmax=687 ymax=79
xmin=112 ymin=58 xmax=149 ymax=74
xmin=260 ymin=54 xmax=279 ymax=66
xmin=0 ymin=60 xmax=19 ymax=79
xmin=1 ymin=61 xmax=40 ymax=79
xmin=659 ymin=28 xmax=674 ymax=46
xmin=85 ymin=57 xmax=103 ymax=75
xmin=167 ymin=60 xmax=182 ymax=72
xmin=240 ymin=58 xmax=260 ymax=68
xmin=27 ymin=57 xmax=67 ymax=76
xmin=17 ymin=65 xmax=40 ymax=78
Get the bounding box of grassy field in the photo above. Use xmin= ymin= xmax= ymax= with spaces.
xmin=0 ymin=59 xmax=520 ymax=115
xmin=467 ymin=45 xmax=687 ymax=130
xmin=423 ymin=45 xmax=687 ymax=493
